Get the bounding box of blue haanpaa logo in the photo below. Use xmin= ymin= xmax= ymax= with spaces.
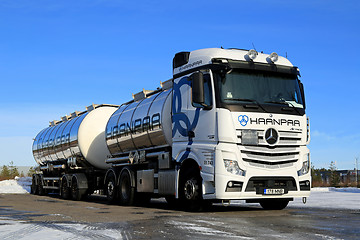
xmin=238 ymin=115 xmax=249 ymax=126
xmin=172 ymin=76 xmax=200 ymax=138
xmin=172 ymin=76 xmax=201 ymax=164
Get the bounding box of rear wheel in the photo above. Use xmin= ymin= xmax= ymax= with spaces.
xmin=260 ymin=199 xmax=289 ymax=210
xmin=31 ymin=174 xmax=39 ymax=195
xmin=119 ymin=169 xmax=135 ymax=206
xmin=71 ymin=177 xmax=82 ymax=201
xmin=60 ymin=177 xmax=70 ymax=199
xmin=38 ymin=177 xmax=45 ymax=196
xmin=105 ymin=172 xmax=118 ymax=204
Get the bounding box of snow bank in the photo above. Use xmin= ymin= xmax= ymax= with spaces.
xmin=288 ymin=187 xmax=360 ymax=210
xmin=0 ymin=177 xmax=31 ymax=194
xmin=229 ymin=187 xmax=360 ymax=210
xmin=311 ymin=187 xmax=360 ymax=193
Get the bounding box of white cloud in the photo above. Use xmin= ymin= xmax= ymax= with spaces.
xmin=311 ymin=130 xmax=336 ymax=141
xmin=311 ymin=130 xmax=360 ymax=143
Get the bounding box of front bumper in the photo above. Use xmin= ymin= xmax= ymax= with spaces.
xmin=205 ymin=143 xmax=311 ymax=200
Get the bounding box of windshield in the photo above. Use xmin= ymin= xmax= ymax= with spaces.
xmin=217 ymin=70 xmax=304 ymax=109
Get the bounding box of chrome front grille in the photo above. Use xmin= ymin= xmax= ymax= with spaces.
xmin=240 ymin=145 xmax=299 ymax=168
xmin=236 ymin=129 xmax=302 ymax=168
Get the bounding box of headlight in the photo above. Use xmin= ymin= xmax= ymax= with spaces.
xmin=223 ymin=159 xmax=246 ymax=176
xmin=297 ymin=153 xmax=310 ymax=176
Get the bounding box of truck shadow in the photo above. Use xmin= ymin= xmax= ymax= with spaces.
xmin=41 ymin=192 xmax=265 ymax=213
xmin=73 ymin=194 xmax=264 ymax=213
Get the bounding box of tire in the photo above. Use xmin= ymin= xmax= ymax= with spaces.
xmin=260 ymin=199 xmax=289 ymax=210
xmin=71 ymin=177 xmax=82 ymax=201
xmin=118 ymin=169 xmax=135 ymax=206
xmin=38 ymin=176 xmax=46 ymax=196
xmin=31 ymin=174 xmax=39 ymax=195
xmin=105 ymin=172 xmax=118 ymax=204
xmin=179 ymin=169 xmax=203 ymax=211
xmin=60 ymin=177 xmax=71 ymax=200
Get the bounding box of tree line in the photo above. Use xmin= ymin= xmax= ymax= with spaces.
xmin=312 ymin=161 xmax=359 ymax=187
xmin=0 ymin=161 xmax=36 ymax=181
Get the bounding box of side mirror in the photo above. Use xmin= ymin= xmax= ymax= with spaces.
xmin=191 ymin=72 xmax=205 ymax=105
xmin=299 ymin=81 xmax=306 ymax=109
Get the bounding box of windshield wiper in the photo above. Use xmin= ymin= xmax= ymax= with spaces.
xmin=284 ymin=101 xmax=302 ymax=115
xmin=224 ymin=98 xmax=268 ymax=113
xmin=264 ymin=101 xmax=302 ymax=115
xmin=264 ymin=100 xmax=288 ymax=106
xmin=224 ymin=98 xmax=256 ymax=102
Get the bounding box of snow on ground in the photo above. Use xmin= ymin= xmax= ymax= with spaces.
xmin=288 ymin=187 xmax=360 ymax=210
xmin=0 ymin=177 xmax=31 ymax=194
xmin=0 ymin=218 xmax=126 ymax=240
xmin=230 ymin=187 xmax=360 ymax=210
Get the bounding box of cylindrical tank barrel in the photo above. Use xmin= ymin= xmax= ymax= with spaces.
xmin=105 ymin=89 xmax=172 ymax=156
xmin=32 ymin=105 xmax=118 ymax=169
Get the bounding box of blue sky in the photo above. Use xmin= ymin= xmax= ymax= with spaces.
xmin=0 ymin=0 xmax=359 ymax=170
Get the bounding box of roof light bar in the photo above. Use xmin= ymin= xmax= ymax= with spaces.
xmin=247 ymin=49 xmax=258 ymax=60
xmin=269 ymin=52 xmax=279 ymax=63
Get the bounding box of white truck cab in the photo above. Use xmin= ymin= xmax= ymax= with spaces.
xmin=172 ymin=48 xmax=310 ymax=209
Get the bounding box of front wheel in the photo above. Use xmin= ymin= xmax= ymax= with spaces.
xmin=179 ymin=169 xmax=203 ymax=211
xmin=260 ymin=199 xmax=289 ymax=210
xmin=184 ymin=177 xmax=200 ymax=201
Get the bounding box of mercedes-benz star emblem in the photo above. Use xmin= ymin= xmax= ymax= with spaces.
xmin=265 ymin=128 xmax=278 ymax=145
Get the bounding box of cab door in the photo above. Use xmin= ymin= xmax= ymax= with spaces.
xmin=172 ymin=70 xmax=217 ymax=143
xmin=172 ymin=70 xmax=217 ymax=177
xmin=187 ymin=70 xmax=217 ymax=143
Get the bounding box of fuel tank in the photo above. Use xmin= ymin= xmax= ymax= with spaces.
xmin=106 ymin=88 xmax=172 ymax=156
xmin=32 ymin=105 xmax=118 ymax=169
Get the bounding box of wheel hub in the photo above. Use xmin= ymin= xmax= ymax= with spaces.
xmin=107 ymin=181 xmax=114 ymax=195
xmin=184 ymin=179 xmax=196 ymax=200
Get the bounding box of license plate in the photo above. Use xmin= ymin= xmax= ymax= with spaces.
xmin=263 ymin=189 xmax=284 ymax=195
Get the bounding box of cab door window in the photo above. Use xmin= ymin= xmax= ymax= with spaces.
xmin=192 ymin=73 xmax=212 ymax=108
